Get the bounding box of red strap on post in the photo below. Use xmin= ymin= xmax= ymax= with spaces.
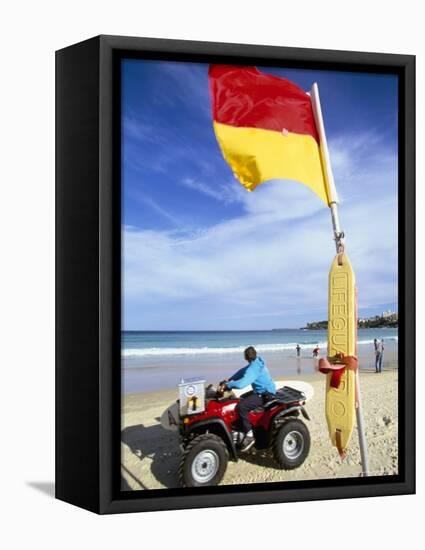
xmin=320 ymin=354 xmax=359 ymax=459
xmin=319 ymin=353 xmax=358 ymax=389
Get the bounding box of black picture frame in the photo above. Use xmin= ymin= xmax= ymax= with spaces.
xmin=56 ymin=35 xmax=415 ymax=514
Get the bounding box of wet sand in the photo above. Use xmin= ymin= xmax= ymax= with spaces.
xmin=123 ymin=345 xmax=398 ymax=393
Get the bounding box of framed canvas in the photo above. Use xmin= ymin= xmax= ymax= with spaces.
xmin=56 ymin=35 xmax=415 ymax=514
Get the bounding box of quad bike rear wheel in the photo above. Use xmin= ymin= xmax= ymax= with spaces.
xmin=273 ymin=418 xmax=310 ymax=469
xmin=179 ymin=433 xmax=229 ymax=487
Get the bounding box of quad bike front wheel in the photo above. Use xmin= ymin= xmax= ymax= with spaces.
xmin=179 ymin=433 xmax=229 ymax=487
xmin=273 ymin=418 xmax=310 ymax=469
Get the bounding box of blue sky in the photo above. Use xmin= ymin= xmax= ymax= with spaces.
xmin=122 ymin=59 xmax=398 ymax=330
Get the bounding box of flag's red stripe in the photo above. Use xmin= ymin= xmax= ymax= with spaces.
xmin=209 ymin=64 xmax=319 ymax=143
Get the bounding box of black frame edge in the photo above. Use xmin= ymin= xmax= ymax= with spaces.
xmin=99 ymin=34 xmax=414 ymax=68
xmin=400 ymin=54 xmax=415 ymax=495
xmin=55 ymin=36 xmax=102 ymax=513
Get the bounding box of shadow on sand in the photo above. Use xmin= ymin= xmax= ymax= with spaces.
xmin=239 ymin=449 xmax=281 ymax=470
xmin=121 ymin=424 xmax=180 ymax=489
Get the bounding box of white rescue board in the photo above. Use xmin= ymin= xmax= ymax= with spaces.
xmin=160 ymin=402 xmax=179 ymax=432
xmin=232 ymin=380 xmax=314 ymax=401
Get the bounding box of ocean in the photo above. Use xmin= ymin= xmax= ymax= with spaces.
xmin=121 ymin=328 xmax=398 ymax=393
xmin=122 ymin=328 xmax=398 ymax=358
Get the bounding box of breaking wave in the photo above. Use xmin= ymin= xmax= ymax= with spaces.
xmin=122 ymin=336 xmax=397 ymax=358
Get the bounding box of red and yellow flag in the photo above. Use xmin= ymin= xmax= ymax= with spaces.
xmin=209 ymin=65 xmax=330 ymax=204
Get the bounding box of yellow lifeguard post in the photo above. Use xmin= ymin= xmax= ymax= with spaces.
xmin=311 ymin=83 xmax=369 ymax=474
xmin=325 ymin=253 xmax=357 ymax=456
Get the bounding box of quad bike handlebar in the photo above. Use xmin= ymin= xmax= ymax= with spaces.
xmin=206 ymin=382 xmax=233 ymax=399
xmin=218 ymin=378 xmax=231 ymax=393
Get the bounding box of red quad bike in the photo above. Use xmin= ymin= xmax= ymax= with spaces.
xmin=176 ymin=378 xmax=311 ymax=487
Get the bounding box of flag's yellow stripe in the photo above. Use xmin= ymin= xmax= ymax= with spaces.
xmin=213 ymin=121 xmax=329 ymax=204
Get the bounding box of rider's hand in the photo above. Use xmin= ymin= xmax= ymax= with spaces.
xmin=218 ymin=382 xmax=228 ymax=394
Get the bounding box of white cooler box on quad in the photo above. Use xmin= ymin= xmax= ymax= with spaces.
xmin=178 ymin=378 xmax=206 ymax=416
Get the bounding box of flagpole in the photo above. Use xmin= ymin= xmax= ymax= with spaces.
xmin=310 ymin=83 xmax=370 ymax=476
xmin=310 ymin=83 xmax=343 ymax=250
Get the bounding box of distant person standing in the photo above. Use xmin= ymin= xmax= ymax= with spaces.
xmin=313 ymin=345 xmax=320 ymax=358
xmin=375 ymin=339 xmax=384 ymax=373
xmin=296 ymin=344 xmax=302 ymax=374
xmin=379 ymin=339 xmax=385 ymax=372
xmin=295 ymin=344 xmax=302 ymax=374
xmin=374 ymin=338 xmax=379 ymax=372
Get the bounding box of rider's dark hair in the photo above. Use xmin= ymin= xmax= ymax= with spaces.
xmin=244 ymin=346 xmax=257 ymax=362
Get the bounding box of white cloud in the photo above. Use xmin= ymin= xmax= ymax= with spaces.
xmin=130 ymin=193 xmax=182 ymax=227
xmin=123 ymin=115 xmax=166 ymax=146
xmin=123 ymin=131 xmax=398 ymax=329
xmin=328 ymin=131 xmax=397 ymax=203
xmin=156 ymin=62 xmax=211 ymax=118
xmin=181 ymin=174 xmax=326 ymax=219
xmin=180 ymin=177 xmax=242 ymax=204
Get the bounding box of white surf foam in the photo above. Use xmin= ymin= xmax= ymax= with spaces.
xmin=122 ymin=336 xmax=397 ymax=358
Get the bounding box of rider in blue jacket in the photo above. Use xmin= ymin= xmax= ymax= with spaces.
xmin=220 ymin=346 xmax=276 ymax=451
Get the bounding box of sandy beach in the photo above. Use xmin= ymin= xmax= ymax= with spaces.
xmin=121 ymin=367 xmax=398 ymax=490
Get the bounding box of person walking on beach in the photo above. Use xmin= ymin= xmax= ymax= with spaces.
xmin=313 ymin=345 xmax=320 ymax=358
xmin=219 ymin=346 xmax=276 ymax=452
xmin=296 ymin=344 xmax=301 ymax=357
